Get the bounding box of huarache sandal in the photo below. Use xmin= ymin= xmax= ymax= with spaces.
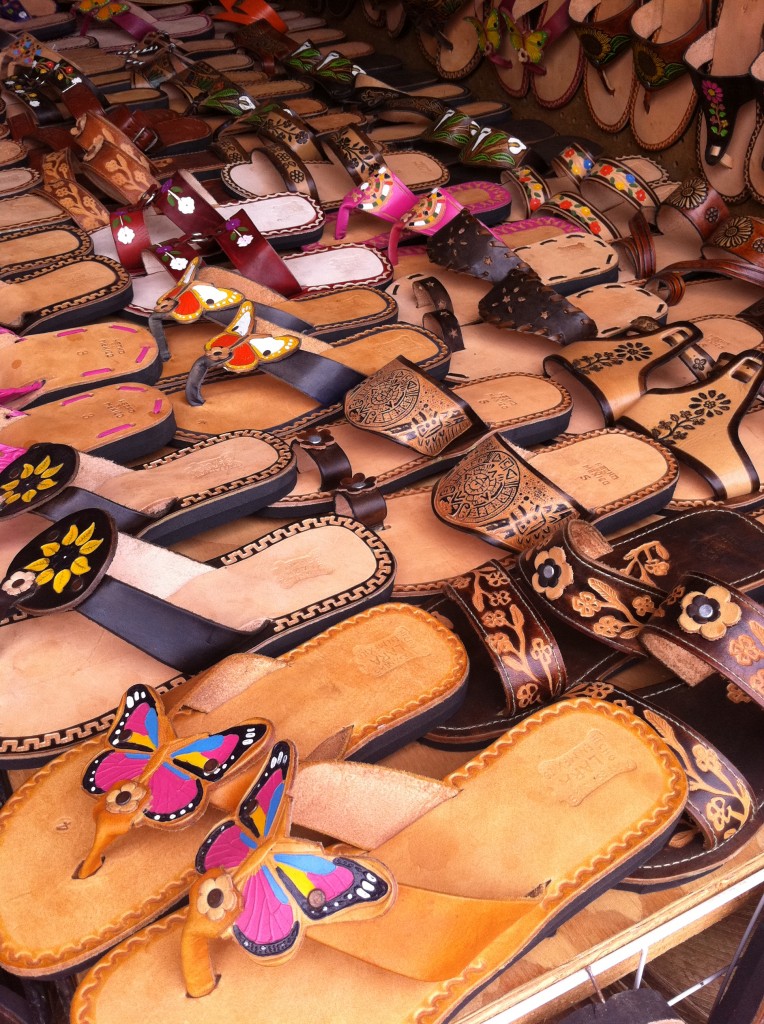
xmin=0 ymin=603 xmax=468 ymax=973
xmin=0 ymin=506 xmax=396 ymax=765
xmin=264 ymin=356 xmax=571 ymax=518
xmin=570 ymin=0 xmax=638 ymax=133
xmin=0 ymin=384 xmax=175 ymax=461
xmin=68 ymin=697 xmax=686 ymax=1024
xmin=0 ymin=321 xmax=161 ymax=407
xmin=0 ymin=430 xmax=297 ymax=544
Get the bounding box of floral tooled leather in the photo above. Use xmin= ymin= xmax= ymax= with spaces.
xmin=573 ymin=1 xmax=639 ymax=69
xmin=657 ymin=178 xmax=728 ymax=241
xmin=41 ymin=149 xmax=110 ymax=232
xmin=432 ymin=433 xmax=583 ymax=552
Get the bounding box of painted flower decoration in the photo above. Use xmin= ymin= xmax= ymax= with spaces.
xmin=1 ymin=570 xmax=34 ymax=596
xmin=678 ymin=585 xmax=741 ymax=641
xmin=688 ymin=390 xmax=731 ymax=418
xmin=531 ymin=547 xmax=573 ymax=601
xmin=669 ymin=178 xmax=708 ymax=209
xmin=196 ymin=872 xmax=238 ymax=922
xmin=579 ymin=28 xmax=611 ymax=62
xmin=634 ymin=46 xmax=665 ymax=85
xmin=239 ymin=95 xmax=256 ymax=111
xmin=117 ymin=226 xmax=135 ymax=245
xmin=105 ymin=780 xmax=147 ymax=816
xmin=711 ymin=217 xmax=753 ymax=249
xmin=170 ymin=256 xmax=188 ymax=271
xmin=23 ymin=520 xmax=103 ymax=594
xmin=702 ymin=80 xmax=724 ymax=104
xmin=571 ymin=591 xmax=601 ymax=617
xmin=1 ymin=453 xmax=63 ymax=507
xmin=236 ymin=234 xmax=253 ymax=247
xmin=177 ymin=196 xmax=195 ymax=215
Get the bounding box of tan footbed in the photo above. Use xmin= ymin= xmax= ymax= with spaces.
xmin=434 ymin=1 xmax=482 ymax=78
xmin=524 ymin=0 xmax=584 ymax=107
xmin=0 ymin=192 xmax=68 ymax=231
xmin=0 ymin=227 xmax=88 ymax=268
xmin=165 ymin=325 xmax=445 ymax=437
xmin=0 ymin=603 xmax=468 ymax=975
xmin=0 ymin=167 xmax=39 ymax=197
xmin=0 ymin=384 xmax=171 ymax=453
xmin=68 ymin=699 xmax=686 ymax=1024
xmin=268 ymin=374 xmax=570 ymax=512
xmin=0 ymin=322 xmax=158 ymax=404
xmin=0 ymin=517 xmax=392 ymax=747
xmin=630 ymin=0 xmax=705 ymax=151
xmin=747 ymin=52 xmax=764 ymax=201
xmin=665 ymin=278 xmax=764 ymax=322
xmin=0 ymin=261 xmax=120 ymax=329
xmin=571 ymin=0 xmax=636 ymax=132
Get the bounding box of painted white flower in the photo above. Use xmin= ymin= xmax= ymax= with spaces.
xmin=29 ymin=99 xmax=39 ymax=107
xmin=177 ymin=196 xmax=195 ymax=214
xmin=169 ymin=256 xmax=188 ymax=271
xmin=70 ymin=75 xmax=82 ymax=85
xmin=236 ymin=234 xmax=253 ymax=247
xmin=117 ymin=226 xmax=135 ymax=245
xmin=1 ymin=570 xmax=35 ymax=597
xmin=239 ymin=95 xmax=255 ymax=111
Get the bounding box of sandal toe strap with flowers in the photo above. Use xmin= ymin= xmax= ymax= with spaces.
xmin=535 ymin=192 xmax=618 ymax=241
xmin=571 ymin=0 xmax=639 ymax=75
xmin=578 ymin=158 xmax=667 ymax=228
xmin=516 ymin=518 xmax=663 ymax=657
xmin=685 ymin=31 xmax=756 ymax=167
xmin=544 ymin=322 xmax=705 ymax=425
xmin=641 ymin=572 xmax=764 ymax=710
xmin=0 ymin=443 xmax=79 ymax=520
xmin=619 ymin=350 xmax=764 ymax=501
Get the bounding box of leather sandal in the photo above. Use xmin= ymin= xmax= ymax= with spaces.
xmin=0 ymin=603 xmax=468 ymax=971
xmin=0 ymin=0 xmax=74 ymax=40
xmin=263 ymin=356 xmax=572 ymax=518
xmin=515 ymin=0 xmax=584 ymax=109
xmin=570 ymin=0 xmax=639 ymax=133
xmin=0 ymin=505 xmax=396 ymax=765
xmin=0 ymin=382 xmax=175 ymax=461
xmin=0 ymin=430 xmax=296 ymax=545
xmin=67 ymin=698 xmax=686 ymax=1024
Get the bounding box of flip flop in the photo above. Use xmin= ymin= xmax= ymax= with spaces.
xmin=68 ymin=697 xmax=686 ymax=1024
xmin=0 ymin=603 xmax=468 ymax=975
xmin=519 ymin=0 xmax=585 ymax=109
xmin=570 ymin=0 xmax=638 ymax=133
xmin=0 ymin=431 xmax=296 ymax=544
xmin=0 ymin=384 xmax=175 ymax=462
xmin=0 ymin=506 xmax=396 ymax=765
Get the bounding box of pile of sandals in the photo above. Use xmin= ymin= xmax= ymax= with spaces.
xmin=0 ymin=2 xmax=762 ymax=1023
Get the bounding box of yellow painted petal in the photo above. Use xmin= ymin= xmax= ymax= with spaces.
xmin=41 ymin=464 xmax=62 ymax=479
xmin=20 ymin=463 xmax=34 ymax=479
xmin=1 ymin=480 xmax=18 ymax=491
xmin=21 ymin=488 xmax=37 ymax=503
xmin=62 ymin=525 xmax=78 ymax=546
xmin=71 ymin=556 xmax=90 ymax=576
xmin=24 ymin=558 xmax=49 ymax=572
xmin=75 ymin=522 xmax=95 ymax=547
xmin=37 ymin=479 xmax=56 ymax=491
xmin=33 ymin=455 xmax=50 ymax=475
xmin=4 ymin=492 xmax=19 ymax=505
xmin=40 ymin=543 xmax=60 ymax=557
xmin=53 ymin=569 xmax=71 ymax=593
xmin=79 ymin=538 xmax=103 ymax=556
xmin=35 ymin=568 xmax=54 ymax=586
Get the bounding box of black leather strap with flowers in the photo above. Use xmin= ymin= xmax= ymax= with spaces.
xmin=685 ymin=33 xmax=756 ymax=168
xmin=320 ymin=125 xmax=384 ymax=186
xmin=292 ymin=427 xmax=352 ymax=490
xmin=572 ymin=0 xmax=639 ymax=69
xmin=516 ymin=519 xmax=662 ymax=656
xmin=641 ymin=573 xmax=764 ymax=710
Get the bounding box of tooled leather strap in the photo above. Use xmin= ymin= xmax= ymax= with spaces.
xmin=427 ymin=208 xmax=525 ymax=283
xmin=614 ymin=210 xmax=656 ymax=278
xmin=570 ymin=680 xmax=754 ymax=850
xmin=232 ymin=20 xmax=297 ymax=63
xmin=536 ymin=192 xmax=618 ymax=241
xmin=41 ymin=148 xmax=110 ymax=233
xmin=655 ymin=178 xmax=728 ymax=242
xmin=405 ymin=276 xmax=466 ymax=352
xmin=630 ymin=0 xmax=707 ymax=98
xmin=649 ymin=259 xmax=764 ymax=307
xmin=640 ymin=573 xmax=764 ymax=710
xmin=619 ymin=350 xmax=764 ymax=500
xmin=516 ymin=518 xmax=663 ymax=656
xmin=320 ymin=125 xmax=385 ymax=186
xmin=572 ymin=0 xmax=640 ymax=70
xmin=228 ymin=101 xmax=322 ymax=161
xmin=544 ymin=322 xmax=704 ymax=424
xmin=443 ymin=558 xmax=567 ymax=719
xmin=685 ymin=31 xmax=756 ymax=167
xmin=432 ymin=432 xmax=586 ymax=553
xmin=704 ymin=215 xmax=764 ymax=267
xmin=71 ymin=111 xmax=157 ymax=205
xmin=344 ymin=356 xmax=488 ymax=457
xmin=478 ymin=265 xmax=596 ymax=344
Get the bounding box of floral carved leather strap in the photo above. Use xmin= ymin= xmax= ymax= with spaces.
xmin=320 ymin=125 xmax=385 ymax=186
xmin=344 ymin=356 xmax=488 ymax=458
xmin=432 ymin=432 xmax=586 ymax=553
xmin=443 ymin=559 xmax=567 ymax=721
xmin=685 ymin=31 xmax=756 ymax=167
xmin=619 ymin=350 xmax=764 ymax=500
xmin=232 ymin=20 xmax=296 ymax=62
xmin=72 ymin=110 xmax=157 ymax=204
xmin=630 ymin=1 xmax=708 ymax=101
xmin=544 ymin=322 xmax=704 ymax=424
xmin=427 ymin=208 xmax=527 ymax=283
xmin=536 ymin=192 xmax=618 ymax=240
xmin=641 ymin=573 xmax=764 ymax=710
xmin=41 ymin=149 xmax=110 ymax=233
xmin=656 ymin=178 xmax=728 ymax=241
xmin=516 ymin=519 xmax=662 ymax=656
xmin=570 ymin=680 xmax=754 ymax=849
xmin=478 ymin=265 xmax=597 ymax=344
xmin=572 ymin=0 xmax=640 ymax=70
xmin=229 ymin=101 xmax=322 ymax=162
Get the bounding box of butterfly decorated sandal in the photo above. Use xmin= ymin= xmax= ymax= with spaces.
xmin=0 ymin=603 xmax=468 ymax=974
xmin=513 ymin=0 xmax=584 ymax=109
xmin=0 ymin=430 xmax=297 ymax=545
xmin=70 ymin=698 xmax=686 ymax=1024
xmin=264 ymin=355 xmax=572 ymax=519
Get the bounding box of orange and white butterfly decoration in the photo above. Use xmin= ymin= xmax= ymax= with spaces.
xmin=154 ymin=257 xmax=244 ymax=322
xmin=204 ymin=301 xmax=300 ymax=374
xmin=76 ymin=0 xmax=130 ymax=21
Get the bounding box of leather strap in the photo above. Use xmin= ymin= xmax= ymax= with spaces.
xmin=704 ymin=215 xmax=764 ymax=267
xmin=572 ymin=0 xmax=640 ymax=69
xmin=335 ymin=165 xmax=417 ymax=242
xmin=479 ymin=265 xmax=596 ymax=344
xmin=432 ymin=432 xmax=586 ymax=553
xmin=549 ymin=141 xmax=597 ymax=184
xmin=641 ymin=573 xmax=764 ymax=710
xmin=344 ymin=356 xmax=488 ymax=457
xmin=656 ymin=177 xmax=728 ymax=242
xmin=544 ymin=322 xmax=704 ymax=424
xmin=387 ymin=187 xmax=464 ymax=263
xmin=504 ymin=164 xmax=549 ymax=218
xmin=71 ymin=110 xmax=157 ymax=204
xmin=516 ymin=518 xmax=663 ymax=656
xmin=458 ymin=124 xmax=528 ymax=172
xmin=536 ymin=192 xmax=618 ymax=241
xmin=427 ymin=208 xmax=526 ymax=283
xmin=41 ymin=148 xmax=110 ymax=232
xmin=620 ymin=350 xmax=764 ymax=499
xmin=630 ymin=0 xmax=707 ymax=98
xmin=334 ymin=475 xmax=387 ymax=528
xmin=292 ymin=427 xmax=352 ymax=490
xmin=649 ymin=258 xmax=764 ymax=306
xmin=320 ymin=125 xmax=385 ymax=186
xmin=581 ymin=157 xmax=663 ymax=217
xmin=422 ymin=108 xmax=479 ymax=149
xmin=232 ymin=20 xmax=297 ymax=62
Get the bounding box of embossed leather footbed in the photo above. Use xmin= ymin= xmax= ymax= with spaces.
xmin=0 ymin=605 xmax=468 ymax=975
xmin=68 ymin=699 xmax=686 ymax=1024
